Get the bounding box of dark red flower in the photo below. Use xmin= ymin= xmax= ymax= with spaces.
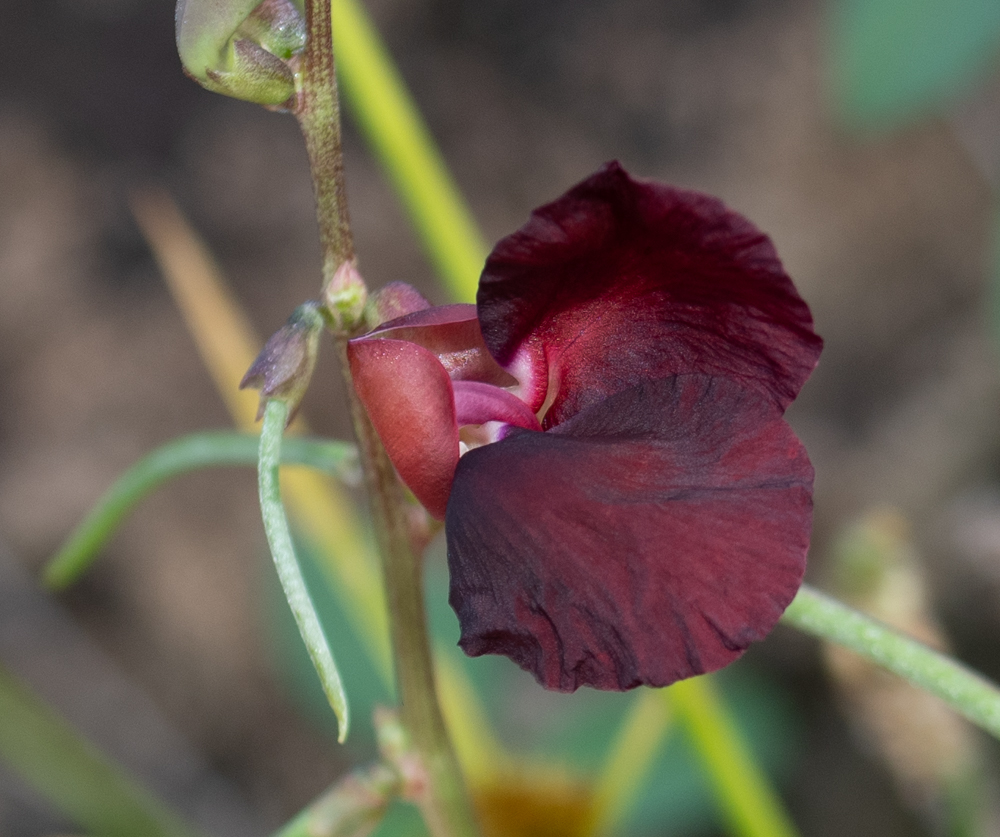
xmin=349 ymin=162 xmax=821 ymax=692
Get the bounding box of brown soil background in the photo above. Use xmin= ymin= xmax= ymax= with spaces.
xmin=3 ymin=0 xmax=1000 ymax=835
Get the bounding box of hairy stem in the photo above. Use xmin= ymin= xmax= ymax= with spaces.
xmin=334 ymin=339 xmax=480 ymax=837
xmin=293 ymin=0 xmax=478 ymax=830
xmin=783 ymin=584 xmax=1000 ymax=741
xmin=296 ymin=0 xmax=354 ymax=285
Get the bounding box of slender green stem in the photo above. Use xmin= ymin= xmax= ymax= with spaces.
xmin=296 ymin=0 xmax=354 ymax=285
xmin=335 ymin=336 xmax=479 ymax=837
xmin=43 ymin=431 xmax=356 ymax=590
xmin=0 ymin=661 xmax=203 ymax=837
xmin=259 ymin=399 xmax=349 ymax=741
xmin=293 ymin=0 xmax=477 ymax=828
xmin=667 ymin=678 xmax=799 ymax=837
xmin=782 ymin=584 xmax=1000 ymax=741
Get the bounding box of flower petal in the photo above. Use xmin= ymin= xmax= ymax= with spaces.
xmin=372 ymin=304 xmax=513 ymax=386
xmin=453 ymin=381 xmax=542 ymax=432
xmin=445 ymin=373 xmax=813 ymax=691
xmin=477 ymin=161 xmax=822 ymax=424
xmin=348 ymin=337 xmax=459 ymax=519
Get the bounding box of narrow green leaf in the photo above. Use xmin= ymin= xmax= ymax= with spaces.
xmin=259 ymin=400 xmax=350 ymax=742
xmin=0 ymin=661 xmax=202 ymax=837
xmin=44 ymin=431 xmax=357 ymax=590
xmin=830 ymin=0 xmax=1000 ymax=130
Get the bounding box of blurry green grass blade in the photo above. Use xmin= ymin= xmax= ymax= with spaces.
xmin=259 ymin=400 xmax=349 ymax=742
xmin=590 ymin=687 xmax=675 ymax=836
xmin=0 ymin=661 xmax=202 ymax=837
xmin=830 ymin=0 xmax=1000 ymax=131
xmin=667 ymin=677 xmax=799 ymax=837
xmin=332 ymin=0 xmax=489 ymax=302
xmin=44 ymin=431 xmax=357 ymax=591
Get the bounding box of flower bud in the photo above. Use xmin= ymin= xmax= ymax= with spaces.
xmin=240 ymin=301 xmax=324 ymax=423
xmin=364 ymin=281 xmax=431 ymax=328
xmin=176 ymin=0 xmax=303 ymax=106
xmin=322 ymin=260 xmax=369 ymax=333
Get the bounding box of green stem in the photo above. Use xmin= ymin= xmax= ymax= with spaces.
xmin=294 ymin=0 xmax=477 ymax=829
xmin=335 ymin=336 xmax=480 ymax=837
xmin=259 ymin=399 xmax=349 ymax=741
xmin=782 ymin=584 xmax=1000 ymax=741
xmin=297 ymin=0 xmax=354 ymax=285
xmin=43 ymin=432 xmax=356 ymax=590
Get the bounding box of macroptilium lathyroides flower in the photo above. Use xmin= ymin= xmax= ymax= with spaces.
xmin=349 ymin=162 xmax=822 ymax=692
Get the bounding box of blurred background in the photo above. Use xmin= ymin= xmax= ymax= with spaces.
xmin=3 ymin=0 xmax=1000 ymax=835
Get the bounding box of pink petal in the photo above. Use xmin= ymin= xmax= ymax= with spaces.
xmin=445 ymin=373 xmax=813 ymax=691
xmin=348 ymin=337 xmax=459 ymax=519
xmin=372 ymin=304 xmax=513 ymax=386
xmin=477 ymin=161 xmax=822 ymax=424
xmin=453 ymin=381 xmax=542 ymax=432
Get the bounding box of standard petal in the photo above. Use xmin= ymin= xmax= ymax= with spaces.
xmin=348 ymin=337 xmax=459 ymax=519
xmin=477 ymin=161 xmax=822 ymax=423
xmin=445 ymin=373 xmax=813 ymax=691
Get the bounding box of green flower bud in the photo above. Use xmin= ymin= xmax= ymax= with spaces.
xmin=176 ymin=0 xmax=303 ymax=107
xmin=322 ymin=260 xmax=369 ymax=333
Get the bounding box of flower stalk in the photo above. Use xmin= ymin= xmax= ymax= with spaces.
xmin=295 ymin=0 xmax=353 ymax=287
xmin=293 ymin=0 xmax=478 ymax=833
xmin=334 ymin=338 xmax=480 ymax=837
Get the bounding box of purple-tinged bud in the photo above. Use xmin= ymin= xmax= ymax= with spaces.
xmin=240 ymin=301 xmax=323 ymax=423
xmin=322 ymin=260 xmax=369 ymax=333
xmin=365 ymin=282 xmax=431 ymax=329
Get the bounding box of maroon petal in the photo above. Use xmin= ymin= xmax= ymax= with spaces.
xmin=445 ymin=373 xmax=813 ymax=691
xmin=348 ymin=337 xmax=459 ymax=519
xmin=477 ymin=161 xmax=822 ymax=424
